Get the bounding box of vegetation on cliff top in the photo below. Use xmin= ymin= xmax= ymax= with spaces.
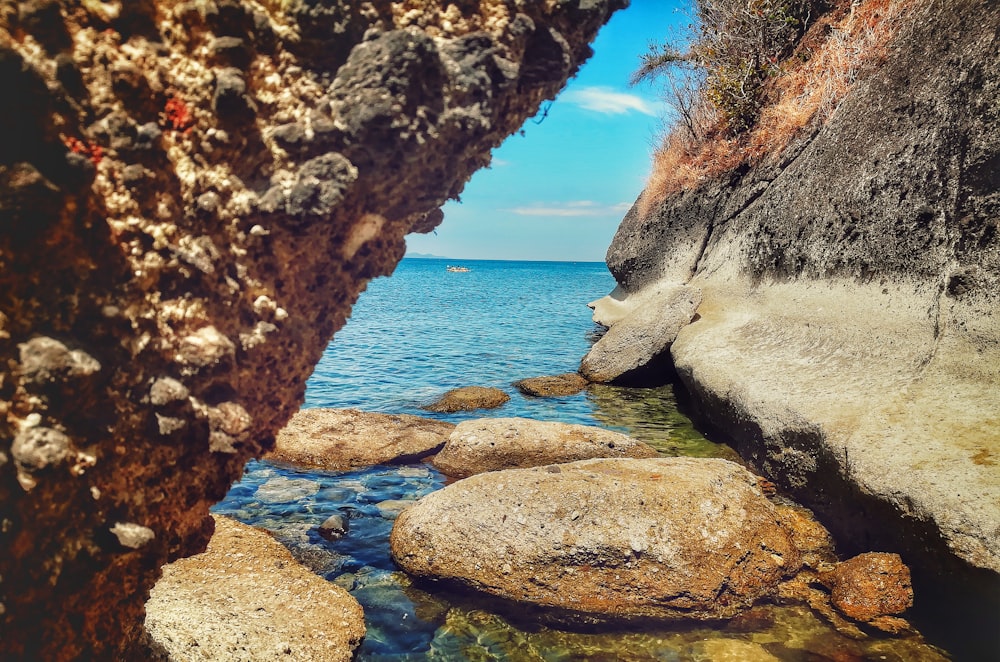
xmin=636 ymin=0 xmax=912 ymax=215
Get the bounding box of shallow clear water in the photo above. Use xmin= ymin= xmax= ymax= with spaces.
xmin=214 ymin=258 xmax=946 ymax=661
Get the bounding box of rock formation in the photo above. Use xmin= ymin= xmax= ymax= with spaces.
xmin=391 ymin=457 xmax=804 ymax=623
xmin=267 ymin=408 xmax=454 ymax=471
xmin=513 ymin=372 xmax=588 ymax=397
xmin=432 ymin=417 xmax=659 ymax=477
xmin=591 ymin=0 xmax=998 ymax=655
xmin=142 ymin=516 xmax=365 ymax=661
xmin=423 ymin=385 xmax=510 ymax=412
xmin=0 ymin=1 xmax=625 ymax=658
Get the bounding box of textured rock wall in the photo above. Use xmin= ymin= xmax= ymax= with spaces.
xmin=0 ymin=1 xmax=625 ymax=658
xmin=597 ymin=0 xmax=998 ymax=657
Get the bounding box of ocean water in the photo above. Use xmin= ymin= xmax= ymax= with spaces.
xmin=213 ymin=258 xmax=947 ymax=661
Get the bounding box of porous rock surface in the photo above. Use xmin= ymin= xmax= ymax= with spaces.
xmin=142 ymin=516 xmax=365 ymax=662
xmin=820 ymin=552 xmax=913 ymax=624
xmin=593 ymin=0 xmax=998 ymax=653
xmin=267 ymin=407 xmax=454 ymax=471
xmin=0 ymin=1 xmax=625 ymax=658
xmin=432 ymin=416 xmax=659 ymax=477
xmin=391 ymin=457 xmax=803 ymax=623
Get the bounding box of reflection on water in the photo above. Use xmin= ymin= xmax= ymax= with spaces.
xmin=586 ymin=384 xmax=739 ymax=460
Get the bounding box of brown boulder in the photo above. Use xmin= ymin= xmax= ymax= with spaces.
xmin=513 ymin=373 xmax=589 ymax=397
xmin=391 ymin=457 xmax=802 ymax=623
xmin=432 ymin=417 xmax=659 ymax=478
xmin=142 ymin=517 xmax=365 ymax=661
xmin=820 ymin=552 xmax=913 ymax=623
xmin=423 ymin=386 xmax=510 ymax=413
xmin=266 ymin=408 xmax=454 ymax=471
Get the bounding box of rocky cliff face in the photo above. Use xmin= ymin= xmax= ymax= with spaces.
xmin=594 ymin=0 xmax=998 ymax=656
xmin=0 ymin=1 xmax=624 ymax=658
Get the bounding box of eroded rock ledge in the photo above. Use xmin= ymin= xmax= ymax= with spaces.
xmin=593 ymin=0 xmax=998 ymax=657
xmin=0 ymin=1 xmax=625 ymax=658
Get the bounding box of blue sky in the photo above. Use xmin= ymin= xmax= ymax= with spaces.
xmin=405 ymin=0 xmax=690 ymax=262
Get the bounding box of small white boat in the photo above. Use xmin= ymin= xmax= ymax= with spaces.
xmin=446 ymin=265 xmax=471 ymax=273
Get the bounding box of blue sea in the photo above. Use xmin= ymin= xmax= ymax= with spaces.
xmin=213 ymin=258 xmax=941 ymax=661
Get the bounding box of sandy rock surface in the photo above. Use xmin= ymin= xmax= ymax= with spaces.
xmin=423 ymin=386 xmax=510 ymax=413
xmin=432 ymin=417 xmax=659 ymax=477
xmin=143 ymin=516 xmax=365 ymax=662
xmin=391 ymin=457 xmax=801 ymax=622
xmin=266 ymin=408 xmax=454 ymax=471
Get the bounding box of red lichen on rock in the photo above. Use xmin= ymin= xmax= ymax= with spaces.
xmin=61 ymin=135 xmax=103 ymax=165
xmin=162 ymin=96 xmax=194 ymax=133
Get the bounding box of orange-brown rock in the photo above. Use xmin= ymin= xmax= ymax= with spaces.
xmin=423 ymin=386 xmax=510 ymax=413
xmin=0 ymin=1 xmax=626 ymax=657
xmin=820 ymin=552 xmax=914 ymax=623
xmin=266 ymin=408 xmax=454 ymax=471
xmin=432 ymin=417 xmax=659 ymax=478
xmin=513 ymin=373 xmax=589 ymax=397
xmin=391 ymin=457 xmax=802 ymax=623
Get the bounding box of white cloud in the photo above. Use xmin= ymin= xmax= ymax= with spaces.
xmin=560 ymin=86 xmax=659 ymax=116
xmin=504 ymin=201 xmax=632 ymax=218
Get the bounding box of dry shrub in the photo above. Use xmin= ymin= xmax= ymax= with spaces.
xmin=640 ymin=0 xmax=914 ymax=216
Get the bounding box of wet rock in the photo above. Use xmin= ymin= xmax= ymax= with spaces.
xmin=266 ymin=408 xmax=454 ymax=471
xmin=433 ymin=417 xmax=659 ymax=478
xmin=318 ymin=513 xmax=349 ymax=541
xmin=423 ymin=386 xmax=510 ymax=413
xmin=391 ymin=457 xmax=802 ymax=623
xmin=820 ymin=552 xmax=913 ymax=623
xmin=143 ymin=517 xmax=365 ymax=661
xmin=513 ymin=373 xmax=589 ymax=397
xmin=580 ymin=284 xmax=701 ymax=384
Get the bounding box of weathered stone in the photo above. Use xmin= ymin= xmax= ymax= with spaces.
xmin=0 ymin=1 xmax=629 ymax=656
xmin=432 ymin=417 xmax=659 ymax=478
xmin=513 ymin=373 xmax=589 ymax=397
xmin=423 ymin=386 xmax=511 ymax=413
xmin=266 ymin=408 xmax=455 ymax=472
xmin=581 ymin=284 xmax=701 ymax=384
xmin=820 ymin=552 xmax=913 ymax=623
xmin=142 ymin=517 xmax=365 ymax=661
xmin=596 ymin=1 xmax=999 ymax=655
xmin=391 ymin=457 xmax=802 ymax=623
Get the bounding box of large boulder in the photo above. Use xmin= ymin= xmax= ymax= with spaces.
xmin=391 ymin=457 xmax=802 ymax=623
xmin=142 ymin=517 xmax=365 ymax=661
xmin=581 ymin=284 xmax=701 ymax=383
xmin=0 ymin=1 xmax=627 ymax=657
xmin=266 ymin=408 xmax=454 ymax=471
xmin=432 ymin=417 xmax=659 ymax=477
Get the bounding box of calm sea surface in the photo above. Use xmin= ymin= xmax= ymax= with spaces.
xmin=214 ymin=258 xmax=947 ymax=661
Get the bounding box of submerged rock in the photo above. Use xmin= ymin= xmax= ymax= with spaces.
xmin=143 ymin=517 xmax=365 ymax=661
xmin=391 ymin=457 xmax=802 ymax=623
xmin=432 ymin=417 xmax=659 ymax=478
xmin=513 ymin=373 xmax=589 ymax=397
xmin=267 ymin=408 xmax=454 ymax=471
xmin=423 ymin=386 xmax=511 ymax=413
